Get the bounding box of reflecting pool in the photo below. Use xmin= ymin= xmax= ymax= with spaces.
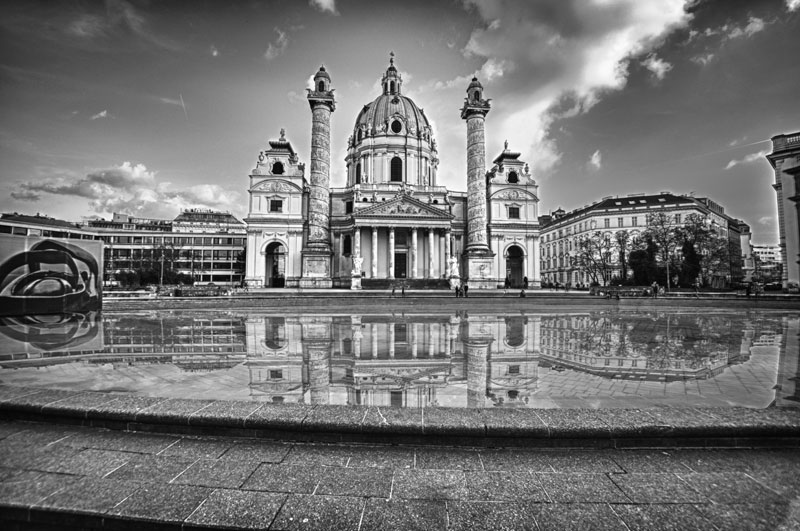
xmin=1 ymin=309 xmax=797 ymax=409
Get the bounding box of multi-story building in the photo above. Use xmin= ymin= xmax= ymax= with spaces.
xmin=752 ymin=243 xmax=783 ymax=283
xmin=766 ymin=132 xmax=800 ymax=290
xmin=244 ymin=57 xmax=542 ymax=290
xmin=0 ymin=209 xmax=246 ymax=287
xmin=86 ymin=209 xmax=246 ymax=286
xmin=538 ymin=192 xmax=747 ymax=288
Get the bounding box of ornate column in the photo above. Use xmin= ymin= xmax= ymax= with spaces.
xmin=301 ymin=66 xmax=336 ymax=288
xmin=411 ymin=323 xmax=418 ymax=358
xmin=460 ymin=77 xmax=495 ymax=290
xmin=428 ymin=229 xmax=435 ymax=279
xmin=388 ymin=227 xmax=395 ymax=279
xmin=532 ymin=235 xmax=541 ymax=288
xmin=371 ymin=227 xmax=378 ymax=278
xmin=353 ymin=227 xmax=361 ymax=257
xmin=411 ymin=228 xmax=418 ymax=279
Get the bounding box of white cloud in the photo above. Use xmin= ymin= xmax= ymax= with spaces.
xmin=453 ymin=0 xmax=692 ymax=174
xmin=727 ymin=17 xmax=765 ymax=39
xmin=309 ymin=0 xmax=338 ymax=15
xmin=12 ymin=162 xmax=241 ymax=219
xmin=641 ymin=53 xmax=673 ymax=80
xmin=90 ymin=110 xmax=109 ymax=120
xmin=210 ymin=44 xmax=219 ymax=57
xmin=724 ymin=149 xmax=769 ymax=170
xmin=758 ymin=216 xmax=773 ymax=226
xmin=589 ymin=149 xmax=602 ymax=170
xmin=788 ymin=0 xmax=800 ymax=12
xmin=691 ymin=52 xmax=714 ymax=65
xmin=264 ymin=27 xmax=288 ymax=60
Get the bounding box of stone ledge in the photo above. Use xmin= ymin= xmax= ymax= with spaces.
xmin=1 ymin=384 xmax=798 ymax=449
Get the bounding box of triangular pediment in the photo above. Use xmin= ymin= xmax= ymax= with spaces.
xmin=355 ymin=195 xmax=453 ymax=220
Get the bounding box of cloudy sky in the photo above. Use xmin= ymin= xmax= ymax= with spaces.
xmin=1 ymin=0 xmax=798 ymax=244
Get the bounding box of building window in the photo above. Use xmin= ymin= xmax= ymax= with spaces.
xmin=317 ymin=80 xmax=325 ymax=92
xmin=631 ymin=217 xmax=638 ymax=227
xmin=345 ymin=201 xmax=353 ymax=214
xmin=508 ymin=365 xmax=520 ymax=375
xmin=675 ymin=213 xmax=681 ymax=224
xmin=617 ymin=217 xmax=624 ymax=227
xmin=390 ymin=156 xmax=403 ymax=181
xmin=269 ymin=369 xmax=283 ymax=379
xmin=355 ymin=163 xmax=361 ymax=184
xmin=343 ymin=235 xmax=352 ymax=256
xmin=269 ymin=200 xmax=283 ymax=213
xmin=391 ymin=120 xmax=402 ymax=134
xmin=357 ymin=129 xmax=363 ymax=142
xmin=604 ymin=218 xmax=610 ymax=228
xmin=508 ymin=206 xmax=520 ymax=219
xmin=508 ymin=171 xmax=518 ymax=184
xmin=271 ymin=161 xmax=284 ymax=175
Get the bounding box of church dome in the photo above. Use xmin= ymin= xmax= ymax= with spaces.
xmin=351 ymin=55 xmax=433 ymax=143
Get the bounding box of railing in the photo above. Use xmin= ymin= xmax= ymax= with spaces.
xmin=772 ymin=134 xmax=800 ymax=151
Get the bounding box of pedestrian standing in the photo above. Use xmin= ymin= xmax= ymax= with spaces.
xmin=463 ymin=284 xmax=469 ymax=297
xmin=392 ymin=285 xmax=396 ymax=297
xmin=402 ymin=284 xmax=405 ymax=298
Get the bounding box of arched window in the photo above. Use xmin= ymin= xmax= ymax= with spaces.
xmin=508 ymin=171 xmax=518 ymax=184
xmin=357 ymin=129 xmax=363 ymax=142
xmin=390 ymin=81 xmax=395 ymax=93
xmin=343 ymin=235 xmax=352 ymax=256
xmin=391 ymin=120 xmax=402 ymax=134
xmin=390 ymin=156 xmax=403 ymax=182
xmin=317 ymin=80 xmax=325 ymax=92
xmin=472 ymin=89 xmax=480 ymax=102
xmin=355 ymin=163 xmax=361 ymax=184
xmin=271 ymin=161 xmax=284 ymax=175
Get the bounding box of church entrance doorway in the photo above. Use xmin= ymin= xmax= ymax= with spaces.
xmin=506 ymin=245 xmax=524 ymax=288
xmin=394 ymin=252 xmax=407 ymax=279
xmin=265 ymin=242 xmax=286 ymax=288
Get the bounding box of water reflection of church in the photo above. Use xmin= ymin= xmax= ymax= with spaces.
xmin=246 ymin=313 xmax=540 ymax=408
xmin=2 ymin=311 xmax=796 ymax=408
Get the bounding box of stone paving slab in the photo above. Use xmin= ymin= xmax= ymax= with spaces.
xmin=1 ymin=420 xmax=799 ymax=530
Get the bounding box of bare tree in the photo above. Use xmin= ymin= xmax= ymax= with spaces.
xmin=643 ymin=212 xmax=680 ymax=290
xmin=576 ymin=231 xmax=617 ymax=286
xmin=614 ymin=230 xmax=630 ymax=281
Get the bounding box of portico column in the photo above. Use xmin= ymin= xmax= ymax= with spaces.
xmin=389 ymin=323 xmax=396 ymax=358
xmin=371 ymin=323 xmax=378 ymax=358
xmin=411 ymin=228 xmax=418 ymax=279
xmin=532 ymin=236 xmax=541 ymax=287
xmin=443 ymin=229 xmax=450 ymax=260
xmin=411 ymin=323 xmax=418 ymax=358
xmin=388 ymin=228 xmax=395 ymax=279
xmin=371 ymin=227 xmax=378 ymax=278
xmin=428 ymin=229 xmax=435 ymax=279
xmin=353 ymin=227 xmax=361 ymax=257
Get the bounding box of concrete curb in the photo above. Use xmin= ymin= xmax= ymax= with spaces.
xmin=2 ymin=385 xmax=798 ymax=449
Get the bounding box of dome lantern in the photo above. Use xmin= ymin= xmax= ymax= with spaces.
xmin=381 ymin=52 xmax=402 ymax=95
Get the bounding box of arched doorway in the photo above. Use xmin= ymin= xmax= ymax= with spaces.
xmin=265 ymin=242 xmax=286 ymax=288
xmin=506 ymin=245 xmax=524 ymax=288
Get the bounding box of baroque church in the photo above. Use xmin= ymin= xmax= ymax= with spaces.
xmin=244 ymin=57 xmax=542 ymax=290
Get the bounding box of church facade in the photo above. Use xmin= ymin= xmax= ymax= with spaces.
xmin=244 ymin=58 xmax=541 ymax=290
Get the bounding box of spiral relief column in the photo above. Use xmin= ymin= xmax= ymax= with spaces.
xmin=301 ymin=65 xmax=336 ymax=288
xmin=460 ymin=77 xmax=495 ymax=290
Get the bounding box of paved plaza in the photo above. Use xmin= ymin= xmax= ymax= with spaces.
xmin=1 ymin=419 xmax=799 ymax=530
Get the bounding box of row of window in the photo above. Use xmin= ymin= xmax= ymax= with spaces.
xmin=106 ymin=236 xmax=245 ymax=246
xmin=105 ymin=249 xmax=240 ymax=260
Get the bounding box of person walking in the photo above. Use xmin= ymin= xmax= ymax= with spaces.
xmin=463 ymin=284 xmax=469 ymax=298
xmin=401 ymin=284 xmax=405 ymax=298
xmin=651 ymin=281 xmax=659 ymax=298
xmin=693 ymin=278 xmax=701 ymax=298
xmin=392 ymin=285 xmax=396 ymax=298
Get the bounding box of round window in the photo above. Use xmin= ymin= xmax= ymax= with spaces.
xmin=391 ymin=120 xmax=402 ymax=134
